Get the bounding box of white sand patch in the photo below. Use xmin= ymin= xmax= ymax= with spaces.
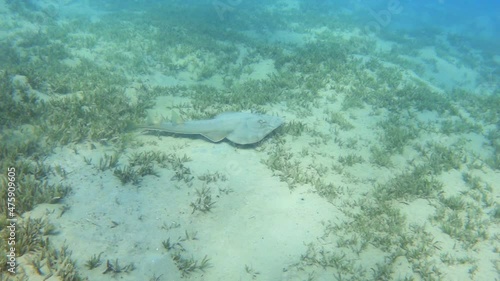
xmin=240 ymin=58 xmax=276 ymax=81
xmin=414 ymin=46 xmax=479 ymax=90
xmin=21 ymin=132 xmax=334 ymax=280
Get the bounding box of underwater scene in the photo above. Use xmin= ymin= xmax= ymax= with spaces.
xmin=0 ymin=0 xmax=499 ymax=280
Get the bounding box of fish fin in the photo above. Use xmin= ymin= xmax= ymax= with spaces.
xmin=201 ymin=132 xmax=227 ymax=142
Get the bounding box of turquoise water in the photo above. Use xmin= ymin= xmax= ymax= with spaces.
xmin=0 ymin=1 xmax=498 ymax=280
